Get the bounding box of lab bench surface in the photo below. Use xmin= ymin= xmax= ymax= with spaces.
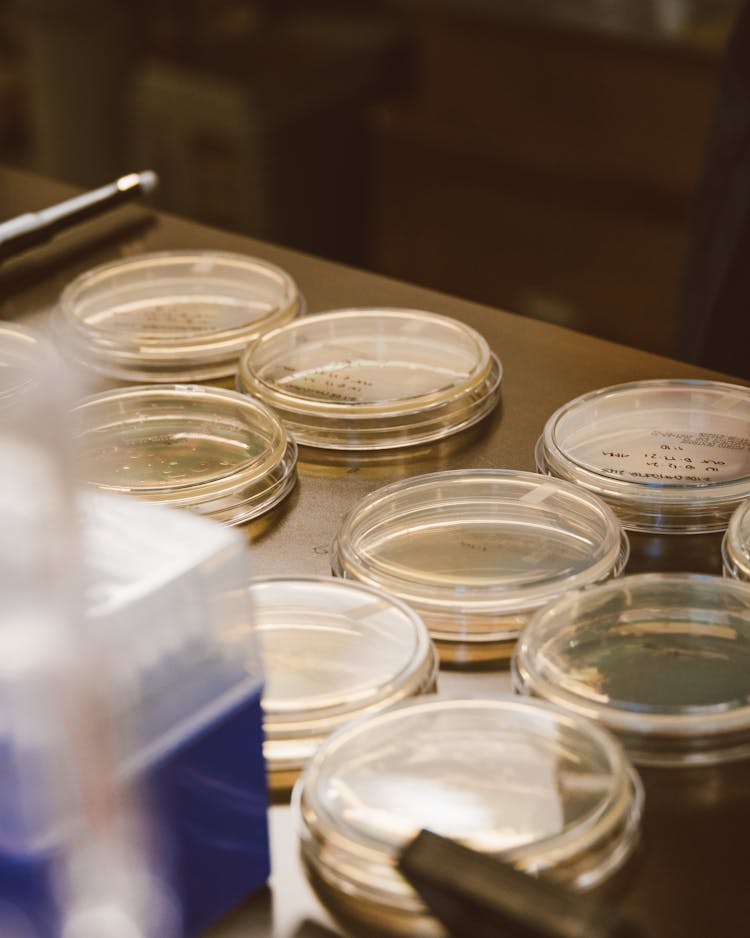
xmin=2 ymin=165 xmax=748 ymax=938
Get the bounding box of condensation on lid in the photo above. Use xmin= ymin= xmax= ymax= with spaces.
xmin=296 ymin=696 xmax=642 ymax=921
xmin=70 ymin=384 xmax=297 ymax=525
xmin=332 ymin=469 xmax=628 ymax=664
xmin=57 ymin=250 xmax=302 ymax=382
xmin=513 ymin=573 xmax=750 ymax=766
xmin=536 ymin=379 xmax=750 ymax=533
xmin=251 ymin=577 xmax=437 ymax=779
xmin=723 ymin=499 xmax=750 ymax=580
xmin=236 ymin=308 xmax=502 ymax=450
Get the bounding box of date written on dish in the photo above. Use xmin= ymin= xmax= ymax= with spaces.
xmin=599 ymin=447 xmax=726 ymax=482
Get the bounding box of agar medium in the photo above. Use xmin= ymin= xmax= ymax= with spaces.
xmin=58 ymin=250 xmax=302 ymax=381
xmin=536 ymin=379 xmax=750 ymax=534
xmin=295 ymin=697 xmax=642 ymax=937
xmin=70 ymin=384 xmax=297 ymax=525
xmin=237 ymin=308 xmax=501 ymax=450
xmin=514 ymin=573 xmax=750 ymax=766
xmin=332 ymin=469 xmax=628 ymax=665
xmin=250 ymin=576 xmax=437 ymax=792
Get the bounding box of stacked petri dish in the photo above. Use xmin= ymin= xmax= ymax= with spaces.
xmin=236 ymin=308 xmax=502 ymax=450
xmin=250 ymin=577 xmax=438 ymax=794
xmin=513 ymin=571 xmax=750 ymax=938
xmin=70 ymin=384 xmax=297 ymax=525
xmin=535 ymin=380 xmax=750 ymax=573
xmin=723 ymin=499 xmax=750 ymax=580
xmin=332 ymin=469 xmax=628 ymax=665
xmin=513 ymin=573 xmax=750 ymax=766
xmin=0 ymin=322 xmax=44 ymax=406
xmin=57 ymin=250 xmax=302 ymax=382
xmin=295 ymin=697 xmax=643 ymax=938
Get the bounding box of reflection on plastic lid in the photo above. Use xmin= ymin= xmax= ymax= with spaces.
xmin=236 ymin=308 xmax=502 ymax=450
xmin=536 ymin=379 xmax=750 ymax=533
xmin=513 ymin=573 xmax=750 ymax=766
xmin=70 ymin=384 xmax=297 ymax=525
xmin=251 ymin=577 xmax=437 ymax=793
xmin=58 ymin=250 xmax=302 ymax=382
xmin=295 ymin=697 xmax=642 ymax=937
xmin=723 ymin=499 xmax=750 ymax=580
xmin=332 ymin=469 xmax=628 ymax=666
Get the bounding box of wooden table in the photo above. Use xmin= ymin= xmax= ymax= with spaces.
xmin=2 ymin=165 xmax=748 ymax=938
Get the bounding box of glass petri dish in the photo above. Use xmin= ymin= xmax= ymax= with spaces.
xmin=513 ymin=573 xmax=750 ymax=767
xmin=536 ymin=379 xmax=750 ymax=533
xmin=296 ymin=697 xmax=643 ymax=938
xmin=58 ymin=250 xmax=302 ymax=382
xmin=0 ymin=322 xmax=43 ymax=406
xmin=70 ymin=384 xmax=297 ymax=525
xmin=332 ymin=469 xmax=628 ymax=666
xmin=723 ymin=499 xmax=750 ymax=580
xmin=236 ymin=308 xmax=502 ymax=450
xmin=250 ymin=577 xmax=438 ymax=793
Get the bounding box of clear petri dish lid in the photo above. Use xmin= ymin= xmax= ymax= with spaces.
xmin=236 ymin=308 xmax=502 ymax=450
xmin=513 ymin=573 xmax=750 ymax=767
xmin=296 ymin=696 xmax=642 ymax=920
xmin=57 ymin=250 xmax=302 ymax=382
xmin=536 ymin=379 xmax=750 ymax=533
xmin=70 ymin=384 xmax=297 ymax=525
xmin=332 ymin=469 xmax=628 ymax=664
xmin=0 ymin=321 xmax=50 ymax=407
xmin=722 ymin=499 xmax=750 ymax=580
xmin=251 ymin=577 xmax=438 ymax=782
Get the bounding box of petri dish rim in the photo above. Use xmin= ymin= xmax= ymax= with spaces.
xmin=70 ymin=384 xmax=297 ymax=523
xmin=252 ymin=575 xmax=438 ymax=720
xmin=722 ymin=499 xmax=750 ymax=579
xmin=239 ymin=308 xmax=497 ymax=418
xmin=537 ymin=379 xmax=750 ymax=532
xmin=237 ymin=308 xmax=503 ymax=450
xmin=253 ymin=576 xmax=439 ymax=781
xmin=513 ymin=572 xmax=750 ymax=754
xmin=0 ymin=322 xmax=45 ymax=403
xmin=58 ymin=250 xmax=302 ymax=380
xmin=296 ymin=696 xmax=642 ymax=907
xmin=332 ymin=468 xmax=628 ymax=614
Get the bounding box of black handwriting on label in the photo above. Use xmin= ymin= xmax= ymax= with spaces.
xmin=601 ymin=466 xmax=712 ymax=483
xmin=650 ymin=430 xmax=750 ymax=451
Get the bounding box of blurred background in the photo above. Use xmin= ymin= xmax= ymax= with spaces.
xmin=0 ymin=0 xmax=742 ymax=358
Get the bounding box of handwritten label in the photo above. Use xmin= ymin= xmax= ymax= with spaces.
xmin=594 ymin=429 xmax=750 ymax=484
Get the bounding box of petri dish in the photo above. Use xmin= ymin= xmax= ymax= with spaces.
xmin=70 ymin=384 xmax=297 ymax=525
xmin=296 ymin=697 xmax=643 ymax=937
xmin=0 ymin=321 xmax=47 ymax=406
xmin=332 ymin=469 xmax=628 ymax=665
xmin=236 ymin=308 xmax=502 ymax=450
xmin=513 ymin=573 xmax=750 ymax=767
xmin=58 ymin=250 xmax=302 ymax=382
xmin=723 ymin=499 xmax=750 ymax=580
xmin=535 ymin=379 xmax=750 ymax=533
xmin=250 ymin=577 xmax=438 ymax=793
